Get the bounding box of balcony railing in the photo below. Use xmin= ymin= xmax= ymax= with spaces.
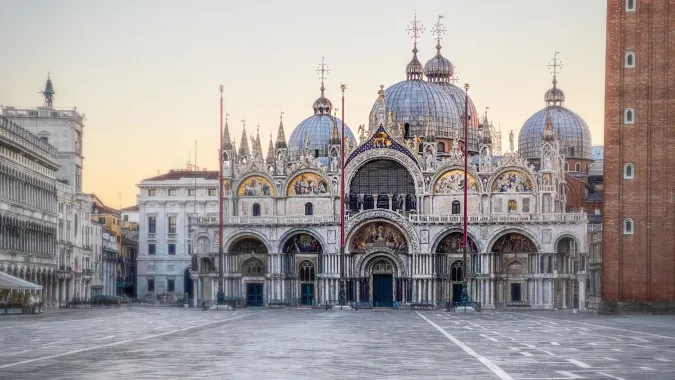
xmin=190 ymin=215 xmax=339 ymax=226
xmin=409 ymin=213 xmax=587 ymax=225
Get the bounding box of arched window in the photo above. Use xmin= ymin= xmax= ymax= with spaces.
xmin=624 ymin=108 xmax=635 ymax=124
xmin=437 ymin=142 xmax=445 ymax=153
xmin=243 ymin=258 xmax=264 ymax=276
xmin=451 ymin=200 xmax=460 ymax=215
xmin=564 ymin=162 xmax=569 ymax=171
xmin=585 ymin=164 xmax=589 ymax=173
xmin=451 ymin=261 xmax=463 ymax=282
xmin=575 ymin=163 xmax=581 ymax=172
xmin=626 ymin=0 xmax=636 ymax=11
xmin=623 ymin=218 xmax=634 ymax=235
xmin=624 ymin=163 xmax=635 ymax=179
xmin=299 ymin=261 xmax=315 ymax=282
xmin=304 ymin=202 xmax=313 ymax=215
xmin=252 ymin=203 xmax=261 ymax=216
xmin=625 ymin=51 xmax=636 ymax=68
xmin=404 ymin=123 xmax=410 ymax=139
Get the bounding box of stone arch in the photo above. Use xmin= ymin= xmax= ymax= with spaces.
xmin=345 ymin=209 xmax=419 ymax=253
xmin=432 ymin=229 xmax=481 ymax=254
xmin=284 ymin=170 xmax=332 ymax=196
xmin=488 ymin=168 xmax=536 ymax=193
xmin=199 ymin=257 xmax=213 ymax=273
xmin=277 ymin=228 xmax=326 ymax=254
xmin=553 ymin=233 xmax=581 ymax=254
xmin=449 ymin=260 xmax=464 ymax=282
xmin=487 ymin=228 xmax=540 ymax=253
xmin=234 ymin=172 xmax=276 ymax=197
xmin=224 ymin=231 xmax=271 ymax=253
xmin=344 ymin=149 xmax=424 ymax=196
xmin=357 ymin=250 xmax=406 ymax=278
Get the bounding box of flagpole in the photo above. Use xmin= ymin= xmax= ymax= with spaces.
xmin=339 ymin=84 xmax=347 ymax=308
xmin=461 ymin=83 xmax=471 ymax=304
xmin=217 ymin=85 xmax=225 ymax=302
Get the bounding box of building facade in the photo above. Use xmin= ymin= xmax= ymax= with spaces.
xmin=0 ymin=115 xmax=59 ymax=304
xmin=89 ymin=222 xmax=104 ymax=296
xmin=102 ymin=229 xmax=118 ymax=296
xmin=602 ymin=0 xmax=675 ymax=311
xmin=2 ymin=75 xmax=95 ymax=305
xmin=136 ymin=171 xmax=219 ymax=301
xmin=186 ymin=19 xmax=589 ymax=309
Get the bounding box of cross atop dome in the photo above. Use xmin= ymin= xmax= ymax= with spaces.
xmin=548 ymin=51 xmax=563 ymax=78
xmin=544 ymin=51 xmax=566 ymax=106
xmin=316 ymin=56 xmax=330 ymax=95
xmin=406 ymin=10 xmax=425 ymax=48
xmin=405 ymin=11 xmax=425 ymax=80
xmin=431 ymin=15 xmax=446 ymax=49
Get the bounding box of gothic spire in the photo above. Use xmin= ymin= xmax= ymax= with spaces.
xmin=222 ymin=114 xmax=233 ymax=150
xmin=255 ymin=126 xmax=263 ymax=155
xmin=276 ymin=111 xmax=287 ymax=148
xmin=238 ymin=121 xmax=250 ymax=157
xmin=266 ymin=132 xmax=275 ymax=164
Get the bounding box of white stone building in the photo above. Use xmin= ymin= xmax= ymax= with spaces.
xmin=102 ymin=229 xmax=117 ymax=296
xmin=0 ymin=114 xmax=59 ymax=304
xmin=136 ymin=172 xmax=219 ymax=301
xmin=3 ymin=75 xmax=95 ymax=304
xmin=188 ymin=20 xmax=589 ymax=309
xmin=89 ymin=221 xmax=104 ymax=297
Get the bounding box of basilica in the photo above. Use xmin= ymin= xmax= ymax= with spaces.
xmin=141 ymin=17 xmax=591 ymax=310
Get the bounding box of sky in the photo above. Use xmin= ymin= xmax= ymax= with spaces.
xmin=0 ymin=0 xmax=607 ymax=208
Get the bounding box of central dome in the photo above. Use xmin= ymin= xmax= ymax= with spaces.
xmin=288 ymin=115 xmax=356 ymax=161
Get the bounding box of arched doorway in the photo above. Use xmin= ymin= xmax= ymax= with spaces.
xmin=230 ymin=237 xmax=269 ymax=306
xmin=349 ymin=159 xmax=416 ymax=212
xmin=281 ymin=233 xmax=322 ymax=304
xmin=184 ymin=267 xmax=193 ymax=300
xmin=491 ymin=232 xmax=537 ymax=306
xmin=436 ymin=232 xmax=478 ymax=303
xmin=557 ymin=237 xmax=578 ymax=308
xmin=369 ymin=258 xmax=395 ymax=307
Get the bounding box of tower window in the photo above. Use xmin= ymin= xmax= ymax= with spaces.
xmin=624 ymin=108 xmax=635 ymax=124
xmin=575 ymin=163 xmax=581 ymax=172
xmin=625 ymin=0 xmax=636 ymax=11
xmin=451 ymin=200 xmax=460 ymax=215
xmin=624 ymin=163 xmax=634 ymax=179
xmin=623 ymin=218 xmax=634 ymax=235
xmin=624 ymin=52 xmax=636 ymax=68
xmin=437 ymin=142 xmax=445 ymax=153
xmin=252 ymin=203 xmax=261 ymax=217
xmin=305 ymin=202 xmax=313 ymax=216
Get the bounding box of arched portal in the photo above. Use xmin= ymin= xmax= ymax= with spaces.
xmin=364 ymin=256 xmax=398 ymax=308
xmin=490 ymin=232 xmax=538 ymax=306
xmin=183 ymin=267 xmax=193 ymax=301
xmin=241 ymin=258 xmax=265 ymax=307
xmin=230 ymin=237 xmax=268 ymax=254
xmin=349 ymin=159 xmax=416 ymax=212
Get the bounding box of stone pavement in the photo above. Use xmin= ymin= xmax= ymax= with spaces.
xmin=0 ymin=308 xmax=673 ymax=379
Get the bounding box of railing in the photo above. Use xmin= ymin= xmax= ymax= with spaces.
xmin=2 ymin=106 xmax=84 ymax=124
xmin=167 ymin=233 xmax=177 ymax=240
xmin=0 ymin=115 xmax=58 ymax=162
xmin=410 ymin=213 xmax=587 ymax=224
xmin=540 ymin=185 xmax=556 ymax=192
xmin=189 ymin=215 xmax=339 ymax=226
xmin=147 ymin=233 xmax=156 ymax=240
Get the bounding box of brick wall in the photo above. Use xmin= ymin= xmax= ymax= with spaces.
xmin=602 ymin=0 xmax=675 ymax=302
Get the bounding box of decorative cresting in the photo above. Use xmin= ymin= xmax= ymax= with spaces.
xmin=345 ymin=125 xmax=419 ymax=167
xmin=281 ymin=233 xmax=323 ymax=254
xmin=490 ymin=232 xmax=539 ymax=253
xmin=432 ymin=169 xmax=480 ymax=194
xmin=285 ymin=171 xmax=331 ymax=196
xmin=344 ymin=147 xmax=424 ymax=197
xmin=345 ymin=210 xmax=420 ymax=253
xmin=434 ymin=231 xmax=479 ymax=254
xmin=354 ymin=247 xmax=407 ymax=277
xmin=236 ymin=174 xmax=275 ymax=196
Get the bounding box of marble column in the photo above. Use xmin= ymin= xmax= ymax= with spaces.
xmin=578 ymin=277 xmax=586 ymax=311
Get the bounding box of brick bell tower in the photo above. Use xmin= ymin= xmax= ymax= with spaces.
xmin=601 ymin=0 xmax=675 ymax=313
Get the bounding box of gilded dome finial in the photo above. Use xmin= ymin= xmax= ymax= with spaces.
xmin=312 ymin=56 xmax=333 ymax=115
xmin=545 ymin=51 xmax=566 ymax=106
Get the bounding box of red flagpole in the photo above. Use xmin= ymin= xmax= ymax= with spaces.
xmin=218 ymin=85 xmax=224 ymax=299
xmin=462 ymin=83 xmax=470 ymax=303
xmin=339 ymin=84 xmax=346 ymax=306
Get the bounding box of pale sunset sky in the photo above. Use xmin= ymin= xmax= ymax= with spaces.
xmin=0 ymin=0 xmax=606 ymax=208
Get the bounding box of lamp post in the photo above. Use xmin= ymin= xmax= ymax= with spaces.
xmin=338 ymin=84 xmax=347 ymax=308
xmin=117 ymin=192 xmax=122 ymax=298
xmin=461 ymin=83 xmax=471 ymax=304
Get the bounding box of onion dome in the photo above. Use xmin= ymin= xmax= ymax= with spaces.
xmin=518 ymin=57 xmax=592 ymax=160
xmin=312 ymin=83 xmax=333 ymax=115
xmin=406 ymin=47 xmax=424 ymax=80
xmin=424 ymin=41 xmax=454 ymax=82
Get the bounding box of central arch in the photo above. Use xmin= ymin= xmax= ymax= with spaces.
xmin=358 ymin=253 xmax=400 ymax=308
xmin=348 ymin=159 xmax=416 ymax=212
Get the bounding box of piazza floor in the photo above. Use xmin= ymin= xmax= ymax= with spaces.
xmin=0 ymin=308 xmax=674 ymax=380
